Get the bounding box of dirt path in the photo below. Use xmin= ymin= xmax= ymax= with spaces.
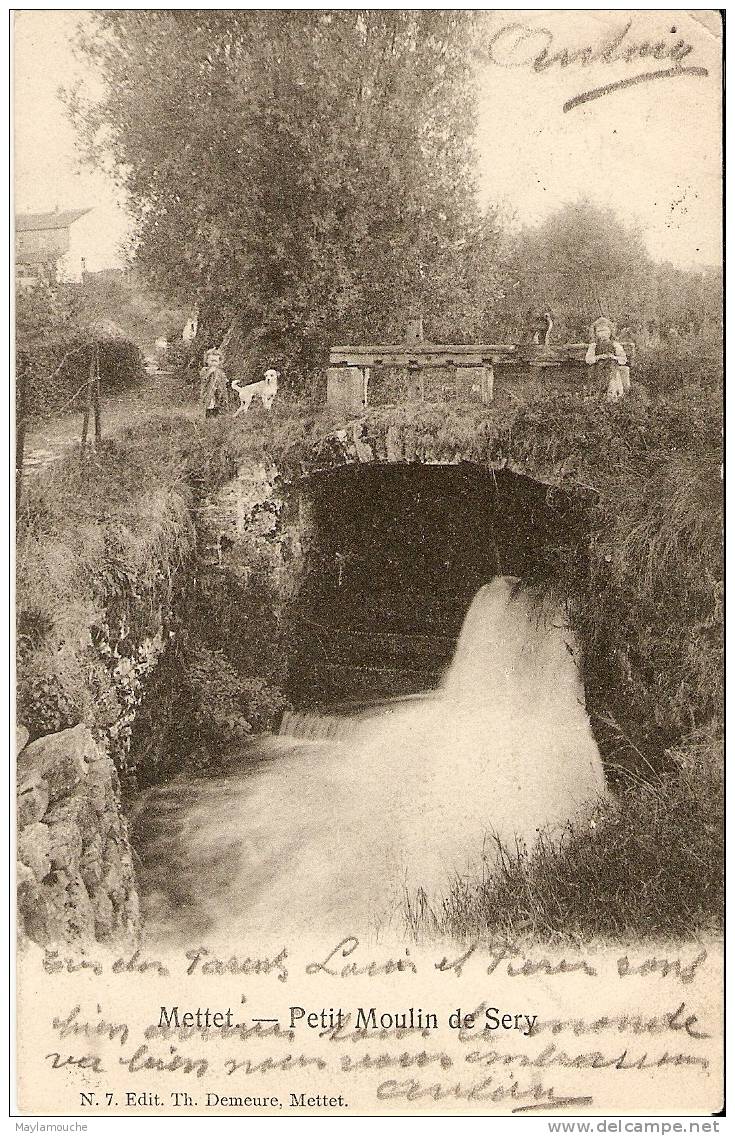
xmin=22 ymin=372 xmax=200 ymax=473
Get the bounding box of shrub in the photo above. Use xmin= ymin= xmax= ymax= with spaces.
xmin=175 ymin=645 xmax=287 ymax=754
xmin=635 ymin=328 xmax=722 ymax=396
xmin=185 ymin=646 xmax=256 ymax=743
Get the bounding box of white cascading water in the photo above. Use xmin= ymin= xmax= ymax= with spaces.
xmin=136 ymin=577 xmax=606 ymax=944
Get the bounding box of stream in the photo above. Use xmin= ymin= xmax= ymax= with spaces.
xmin=131 ymin=577 xmax=607 ymax=946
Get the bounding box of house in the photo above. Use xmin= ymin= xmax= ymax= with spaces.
xmin=15 ymin=207 xmax=95 ymax=287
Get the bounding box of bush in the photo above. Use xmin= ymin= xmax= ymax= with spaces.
xmin=635 ymin=328 xmax=722 ymax=396
xmin=178 ymin=645 xmax=288 ymax=753
xmin=16 ymin=278 xmax=145 ymax=421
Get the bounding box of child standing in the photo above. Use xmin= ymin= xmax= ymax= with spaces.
xmin=585 ymin=317 xmax=629 ymax=401
xmin=199 ymin=348 xmax=229 ymax=418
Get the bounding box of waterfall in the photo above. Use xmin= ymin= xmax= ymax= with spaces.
xmin=279 ymin=710 xmax=358 ymax=741
xmin=136 ymin=577 xmax=606 ymax=944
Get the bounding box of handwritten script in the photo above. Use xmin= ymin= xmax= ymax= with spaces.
xmin=485 ymin=20 xmax=710 ymax=111
xmin=16 ymin=938 xmax=722 ymax=1115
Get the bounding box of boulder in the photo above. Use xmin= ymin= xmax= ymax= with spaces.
xmin=18 ymin=725 xmax=99 ymax=803
xmin=48 ymin=821 xmax=83 ymax=874
xmin=17 ymin=822 xmax=51 ymax=881
xmin=90 ymin=888 xmax=115 ymax=939
xmin=403 ymin=425 xmax=417 ymax=462
xmin=79 ymin=834 xmax=105 ymax=891
xmin=17 ymin=772 xmax=50 ymax=827
xmin=65 ymin=875 xmax=96 ymax=941
xmin=45 ymin=794 xmax=98 ymax=839
xmin=16 ymin=860 xmax=37 ymax=894
xmin=19 ymin=891 xmax=57 ymax=945
xmin=86 ymin=763 xmax=114 ymax=813
xmin=23 ymin=872 xmax=94 ymax=945
xmin=101 ymin=857 xmax=129 ymax=906
xmin=386 ymin=425 xmax=403 ymax=463
xmin=16 ymin=725 xmax=29 ymax=755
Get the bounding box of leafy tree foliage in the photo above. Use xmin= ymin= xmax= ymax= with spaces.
xmin=651 ymin=262 xmax=722 ymax=336
xmin=495 ymin=200 xmax=653 ymax=340
xmin=493 ymin=199 xmax=721 ymax=343
xmin=68 ymin=11 xmax=503 ymax=381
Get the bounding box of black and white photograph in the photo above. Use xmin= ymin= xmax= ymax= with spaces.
xmin=13 ymin=8 xmax=723 ymax=1119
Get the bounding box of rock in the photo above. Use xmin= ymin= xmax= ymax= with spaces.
xmin=65 ymin=876 xmax=96 ymax=941
xmin=79 ymin=834 xmax=104 ymax=891
xmin=91 ymin=888 xmax=115 ymax=939
xmin=56 ymin=872 xmax=95 ymax=945
xmin=16 ymin=725 xmax=29 ymax=755
xmin=96 ymin=808 xmax=116 ymax=837
xmin=16 ymin=860 xmax=37 ymax=894
xmin=351 ymin=421 xmax=374 ymax=463
xmin=14 ymin=719 xmax=139 ymax=949
xmin=48 ymin=821 xmax=83 ymax=874
xmin=121 ymin=887 xmax=141 ymax=935
xmin=19 ymin=725 xmax=99 ymax=803
xmin=20 ymin=888 xmax=59 ymax=945
xmin=45 ymin=794 xmax=98 ymax=838
xmin=17 ymin=822 xmax=51 ymax=881
xmin=403 ymin=426 xmax=417 ymax=462
xmin=17 ymin=772 xmax=50 ymax=827
xmin=87 ymin=765 xmax=113 ymax=813
xmin=102 ymin=857 xmax=129 ymax=906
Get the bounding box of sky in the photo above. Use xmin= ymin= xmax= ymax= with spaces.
xmin=13 ymin=9 xmax=722 ymax=274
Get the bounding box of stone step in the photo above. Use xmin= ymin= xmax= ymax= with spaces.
xmin=317 ymin=663 xmax=443 ymax=701
xmin=310 ymin=594 xmax=474 ymax=636
xmin=296 ymin=620 xmax=456 ymax=667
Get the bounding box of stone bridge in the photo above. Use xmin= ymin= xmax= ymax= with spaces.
xmin=196 ymin=411 xmax=594 ymax=707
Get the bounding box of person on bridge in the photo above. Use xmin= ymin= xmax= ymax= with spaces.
xmin=585 ymin=317 xmax=629 ymax=401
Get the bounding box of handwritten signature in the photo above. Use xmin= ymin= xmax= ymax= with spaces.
xmin=486 ymin=20 xmax=710 ymax=111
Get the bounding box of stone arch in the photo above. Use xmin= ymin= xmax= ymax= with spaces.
xmin=284 ymin=458 xmax=591 ymax=706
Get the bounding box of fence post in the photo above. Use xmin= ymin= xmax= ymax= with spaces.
xmin=93 ymin=342 xmax=102 ymax=446
xmin=80 ymin=350 xmax=94 ymax=457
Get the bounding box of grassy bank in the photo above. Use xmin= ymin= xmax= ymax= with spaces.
xmin=16 ymin=417 xmax=198 ymax=771
xmin=407 ymin=728 xmax=722 ymax=942
xmin=16 ymin=411 xmax=295 ymax=786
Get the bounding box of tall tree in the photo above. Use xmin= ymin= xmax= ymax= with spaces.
xmin=498 ymin=200 xmax=653 ymax=340
xmin=68 ymin=11 xmax=499 ymax=380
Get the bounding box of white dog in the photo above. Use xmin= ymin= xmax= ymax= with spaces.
xmin=231 ymin=369 xmax=279 ymax=416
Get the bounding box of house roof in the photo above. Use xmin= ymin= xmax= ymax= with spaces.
xmin=16 ymin=208 xmax=91 ymax=233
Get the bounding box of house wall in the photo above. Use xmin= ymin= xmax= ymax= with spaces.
xmin=58 ymin=215 xmax=92 ymax=282
xmin=59 ymin=211 xmax=126 ymax=281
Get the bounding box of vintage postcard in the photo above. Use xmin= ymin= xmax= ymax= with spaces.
xmin=13 ymin=9 xmax=723 ymax=1121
